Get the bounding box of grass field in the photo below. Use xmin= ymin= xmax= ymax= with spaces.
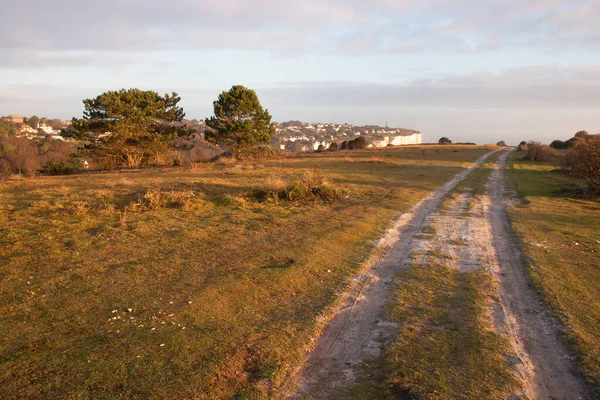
xmin=506 ymin=151 xmax=600 ymax=394
xmin=0 ymin=146 xmax=491 ymax=399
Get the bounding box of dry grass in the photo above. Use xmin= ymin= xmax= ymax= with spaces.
xmin=507 ymin=152 xmax=600 ymax=394
xmin=0 ymin=146 xmax=492 ymax=399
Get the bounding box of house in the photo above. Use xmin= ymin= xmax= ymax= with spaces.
xmin=38 ymin=124 xmax=54 ymax=134
xmin=2 ymin=115 xmax=26 ymax=124
xmin=19 ymin=125 xmax=38 ymax=135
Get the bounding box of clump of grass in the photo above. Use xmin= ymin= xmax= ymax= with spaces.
xmin=216 ymin=157 xmax=237 ymax=166
xmin=139 ymin=189 xmax=198 ymax=210
xmin=189 ymin=161 xmax=213 ymax=171
xmin=264 ymin=175 xmax=287 ymax=193
xmin=70 ymin=201 xmax=91 ymax=215
xmin=286 ymin=171 xmax=342 ymax=202
xmin=250 ymin=171 xmax=343 ymax=203
xmin=422 ymin=224 xmax=439 ymax=235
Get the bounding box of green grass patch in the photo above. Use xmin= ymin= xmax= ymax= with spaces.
xmin=383 ymin=262 xmax=519 ymax=399
xmin=0 ymin=146 xmax=491 ymax=399
xmin=507 ymin=151 xmax=600 ymax=393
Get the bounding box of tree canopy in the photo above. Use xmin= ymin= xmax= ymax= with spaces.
xmin=439 ymin=137 xmax=452 ymax=144
xmin=26 ymin=116 xmax=40 ymax=129
xmin=68 ymin=88 xmax=190 ymax=168
xmin=204 ymin=85 xmax=274 ymax=154
xmin=0 ymin=121 xmax=16 ymax=138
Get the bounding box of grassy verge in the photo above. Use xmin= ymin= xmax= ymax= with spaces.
xmin=0 ymin=146 xmax=490 ymax=399
xmin=506 ymin=151 xmax=600 ymax=393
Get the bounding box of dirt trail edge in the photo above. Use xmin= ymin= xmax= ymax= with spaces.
xmin=488 ymin=151 xmax=589 ymax=400
xmin=292 ymin=151 xmax=498 ymax=399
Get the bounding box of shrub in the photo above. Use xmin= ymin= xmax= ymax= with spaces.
xmin=574 ymin=130 xmax=589 ymax=140
xmin=285 ymin=171 xmax=342 ymax=202
xmin=550 ymin=140 xmax=567 ymax=150
xmin=561 ymin=136 xmax=600 ymax=196
xmin=251 ymin=171 xmax=342 ymax=203
xmin=316 ymin=144 xmax=326 ymax=153
xmin=340 ymin=141 xmax=348 ymax=150
xmin=517 ymin=141 xmax=528 ymax=151
xmin=236 ymin=144 xmax=277 ymax=160
xmin=565 ymin=136 xmax=586 ymax=149
xmin=353 ymin=136 xmax=367 ymax=149
xmin=40 ymin=159 xmax=83 ymax=175
xmin=525 ymin=141 xmax=554 ymax=162
xmin=496 ymin=141 xmax=507 ymax=147
xmin=439 ymin=137 xmax=452 ymax=144
xmin=328 ymin=142 xmax=338 ymax=151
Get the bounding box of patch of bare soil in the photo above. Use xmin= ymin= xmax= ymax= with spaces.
xmin=487 ymin=151 xmax=589 ymax=400
xmin=292 ymin=151 xmax=498 ymax=399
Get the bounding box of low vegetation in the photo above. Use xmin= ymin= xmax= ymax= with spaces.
xmin=0 ymin=136 xmax=77 ymax=177
xmin=0 ymin=146 xmax=491 ymax=399
xmin=507 ymin=152 xmax=600 ymax=394
xmin=385 ymin=261 xmax=518 ymax=399
xmin=250 ymin=170 xmax=342 ymax=203
xmin=560 ymin=135 xmax=600 ymax=196
xmin=525 ymin=141 xmax=554 ymax=162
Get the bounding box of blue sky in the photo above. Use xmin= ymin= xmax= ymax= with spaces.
xmin=1 ymin=0 xmax=599 ymax=144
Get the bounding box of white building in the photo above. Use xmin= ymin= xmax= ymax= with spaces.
xmin=369 ymin=132 xmax=422 ymax=148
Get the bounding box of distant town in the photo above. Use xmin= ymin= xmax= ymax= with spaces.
xmin=1 ymin=114 xmax=422 ymax=152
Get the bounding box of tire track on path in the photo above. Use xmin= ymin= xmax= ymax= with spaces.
xmin=488 ymin=151 xmax=589 ymax=400
xmin=293 ymin=151 xmax=498 ymax=398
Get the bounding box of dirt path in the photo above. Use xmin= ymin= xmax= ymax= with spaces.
xmin=487 ymin=151 xmax=589 ymax=400
xmin=293 ymin=151 xmax=498 ymax=398
xmin=294 ymin=150 xmax=589 ymax=399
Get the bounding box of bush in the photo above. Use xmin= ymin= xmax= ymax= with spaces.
xmin=496 ymin=141 xmax=507 ymax=147
xmin=550 ymin=140 xmax=567 ymax=150
xmin=236 ymin=144 xmax=277 ymax=160
xmin=328 ymin=142 xmax=338 ymax=151
xmin=251 ymin=171 xmax=342 ymax=203
xmin=565 ymin=136 xmax=586 ymax=149
xmin=561 ymin=136 xmax=600 ymax=196
xmin=340 ymin=141 xmax=348 ymax=150
xmin=285 ymin=171 xmax=342 ymax=202
xmin=574 ymin=130 xmax=589 ymax=140
xmin=353 ymin=136 xmax=367 ymax=149
xmin=316 ymin=144 xmax=326 ymax=153
xmin=40 ymin=159 xmax=83 ymax=175
xmin=346 ymin=136 xmax=367 ymax=150
xmin=525 ymin=141 xmax=554 ymax=162
xmin=439 ymin=137 xmax=452 ymax=144
xmin=517 ymin=141 xmax=527 ymax=151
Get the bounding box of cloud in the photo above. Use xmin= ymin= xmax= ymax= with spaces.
xmin=259 ymin=66 xmax=600 ymax=110
xmin=1 ymin=0 xmax=597 ymax=58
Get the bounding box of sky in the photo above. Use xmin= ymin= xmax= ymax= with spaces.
xmin=1 ymin=0 xmax=599 ymax=144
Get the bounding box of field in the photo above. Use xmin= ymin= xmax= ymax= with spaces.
xmin=506 ymin=152 xmax=600 ymax=393
xmin=0 ymin=146 xmax=492 ymax=399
